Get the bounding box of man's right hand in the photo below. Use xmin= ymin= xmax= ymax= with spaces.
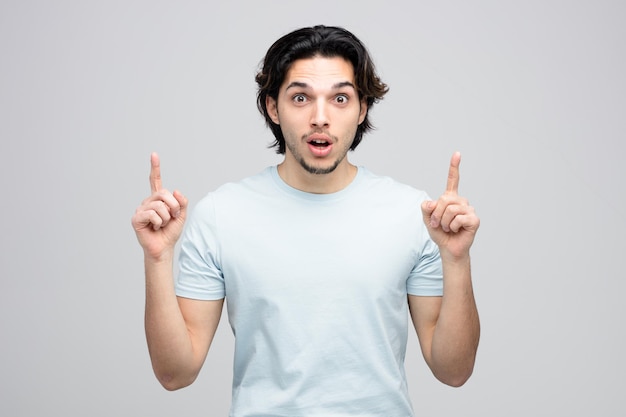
xmin=131 ymin=152 xmax=188 ymax=260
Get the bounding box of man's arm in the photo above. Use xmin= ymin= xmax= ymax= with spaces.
xmin=412 ymin=152 xmax=480 ymax=387
xmin=409 ymin=260 xmax=479 ymax=386
xmin=132 ymin=152 xmax=223 ymax=390
xmin=144 ymin=256 xmax=223 ymax=391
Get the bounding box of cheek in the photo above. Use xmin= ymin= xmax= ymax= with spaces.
xmin=277 ymin=116 xmax=300 ymax=140
xmin=278 ymin=107 xmax=308 ymax=127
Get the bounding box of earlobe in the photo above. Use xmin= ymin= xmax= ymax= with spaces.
xmin=266 ymin=96 xmax=280 ymax=125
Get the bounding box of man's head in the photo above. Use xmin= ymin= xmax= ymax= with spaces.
xmin=256 ymin=25 xmax=388 ymax=154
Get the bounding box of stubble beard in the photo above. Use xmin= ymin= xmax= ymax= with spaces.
xmin=299 ymin=156 xmax=343 ymax=175
xmin=285 ymin=131 xmax=352 ymax=175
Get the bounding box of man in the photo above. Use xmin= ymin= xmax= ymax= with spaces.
xmin=132 ymin=25 xmax=480 ymax=416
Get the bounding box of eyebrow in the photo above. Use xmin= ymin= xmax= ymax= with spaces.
xmin=285 ymin=81 xmax=356 ymax=91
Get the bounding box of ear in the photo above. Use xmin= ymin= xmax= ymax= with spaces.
xmin=358 ymin=98 xmax=368 ymax=125
xmin=266 ymin=96 xmax=280 ymax=125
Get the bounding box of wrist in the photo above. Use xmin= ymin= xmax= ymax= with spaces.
xmin=440 ymin=250 xmax=472 ymax=283
xmin=144 ymin=248 xmax=175 ymax=265
xmin=439 ymin=248 xmax=471 ymax=266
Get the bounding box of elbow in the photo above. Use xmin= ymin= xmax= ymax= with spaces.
xmin=430 ymin=344 xmax=479 ymax=387
xmin=149 ymin=353 xmax=202 ymax=391
xmin=160 ymin=379 xmax=187 ymax=392
xmin=432 ymin=360 xmax=475 ymax=387
xmin=437 ymin=369 xmax=473 ymax=388
xmin=155 ymin=371 xmax=196 ymax=391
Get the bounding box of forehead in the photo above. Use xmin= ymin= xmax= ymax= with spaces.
xmin=282 ymin=56 xmax=355 ymax=89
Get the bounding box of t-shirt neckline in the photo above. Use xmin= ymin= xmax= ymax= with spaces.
xmin=269 ymin=165 xmax=365 ymax=202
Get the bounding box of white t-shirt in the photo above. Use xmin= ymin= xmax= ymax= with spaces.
xmin=177 ymin=166 xmax=443 ymax=417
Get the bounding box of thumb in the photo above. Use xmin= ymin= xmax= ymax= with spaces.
xmin=421 ymin=200 xmax=435 ymax=227
xmin=172 ymin=190 xmax=189 ymax=220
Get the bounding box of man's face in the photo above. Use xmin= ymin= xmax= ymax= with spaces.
xmin=267 ymin=55 xmax=367 ymax=176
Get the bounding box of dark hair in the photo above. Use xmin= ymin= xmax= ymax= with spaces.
xmin=256 ymin=25 xmax=389 ymax=154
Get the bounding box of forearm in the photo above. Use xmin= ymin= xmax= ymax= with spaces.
xmin=430 ymin=255 xmax=480 ymax=386
xmin=144 ymin=252 xmax=197 ymax=390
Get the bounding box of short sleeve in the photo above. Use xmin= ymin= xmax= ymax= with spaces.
xmin=176 ymin=194 xmax=226 ymax=300
xmin=407 ymin=236 xmax=443 ymax=296
xmin=406 ymin=192 xmax=443 ymax=296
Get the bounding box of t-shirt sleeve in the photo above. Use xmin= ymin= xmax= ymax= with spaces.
xmin=406 ymin=191 xmax=443 ymax=296
xmin=176 ymin=194 xmax=226 ymax=300
xmin=407 ymin=236 xmax=443 ymax=296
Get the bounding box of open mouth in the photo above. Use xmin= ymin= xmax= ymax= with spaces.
xmin=306 ymin=134 xmax=333 ymax=157
xmin=308 ymin=139 xmax=331 ymax=148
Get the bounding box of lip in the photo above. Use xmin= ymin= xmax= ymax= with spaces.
xmin=306 ymin=134 xmax=333 ymax=157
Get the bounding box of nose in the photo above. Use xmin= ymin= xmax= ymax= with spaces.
xmin=310 ymin=99 xmax=329 ymax=128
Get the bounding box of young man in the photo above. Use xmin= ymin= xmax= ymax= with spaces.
xmin=132 ymin=25 xmax=480 ymax=416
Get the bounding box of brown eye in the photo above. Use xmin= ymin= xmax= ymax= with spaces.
xmin=293 ymin=94 xmax=307 ymax=103
xmin=335 ymin=94 xmax=348 ymax=104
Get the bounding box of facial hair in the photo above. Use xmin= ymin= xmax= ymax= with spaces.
xmin=284 ymin=130 xmax=353 ymax=175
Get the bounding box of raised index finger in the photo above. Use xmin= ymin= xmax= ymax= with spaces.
xmin=149 ymin=152 xmax=162 ymax=193
xmin=445 ymin=151 xmax=461 ymax=194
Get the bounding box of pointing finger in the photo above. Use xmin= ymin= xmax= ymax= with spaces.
xmin=446 ymin=151 xmax=461 ymax=194
xmin=149 ymin=152 xmax=162 ymax=193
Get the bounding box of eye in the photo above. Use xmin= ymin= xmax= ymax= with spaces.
xmin=292 ymin=94 xmax=307 ymax=104
xmin=335 ymin=94 xmax=349 ymax=104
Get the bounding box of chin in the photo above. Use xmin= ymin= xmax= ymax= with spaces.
xmin=301 ymin=160 xmax=340 ymax=175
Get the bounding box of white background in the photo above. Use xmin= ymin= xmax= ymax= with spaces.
xmin=1 ymin=1 xmax=624 ymax=415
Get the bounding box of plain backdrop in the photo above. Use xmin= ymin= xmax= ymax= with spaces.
xmin=1 ymin=1 xmax=624 ymax=416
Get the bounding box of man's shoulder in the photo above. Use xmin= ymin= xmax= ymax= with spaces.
xmin=358 ymin=167 xmax=430 ymax=201
xmin=217 ymin=166 xmax=274 ymax=193
xmin=193 ymin=167 xmax=276 ymax=207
